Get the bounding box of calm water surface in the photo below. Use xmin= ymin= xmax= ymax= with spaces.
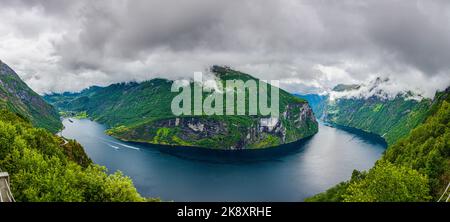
xmin=61 ymin=118 xmax=385 ymax=201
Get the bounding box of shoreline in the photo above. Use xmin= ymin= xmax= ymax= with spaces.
xmin=62 ymin=117 xmax=387 ymax=162
xmin=321 ymin=121 xmax=388 ymax=148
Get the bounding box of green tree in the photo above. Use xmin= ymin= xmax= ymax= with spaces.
xmin=343 ymin=161 xmax=431 ymax=202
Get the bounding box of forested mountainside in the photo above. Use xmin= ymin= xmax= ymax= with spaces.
xmin=0 ymin=60 xmax=62 ymax=133
xmin=45 ymin=66 xmax=318 ymax=149
xmin=326 ymin=94 xmax=431 ymax=145
xmin=306 ymin=87 xmax=450 ymax=202
xmin=0 ymin=109 xmax=157 ymax=202
xmin=297 ymin=80 xmax=432 ymax=145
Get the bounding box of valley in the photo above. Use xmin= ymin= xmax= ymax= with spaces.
xmin=0 ymin=59 xmax=448 ymax=202
xmin=1 ymin=0 xmax=450 ymax=209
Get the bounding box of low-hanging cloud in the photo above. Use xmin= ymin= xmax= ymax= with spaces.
xmin=328 ymin=76 xmax=427 ymax=102
xmin=0 ymin=0 xmax=449 ymax=98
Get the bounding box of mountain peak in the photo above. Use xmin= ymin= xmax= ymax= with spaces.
xmin=210 ymin=65 xmax=257 ymax=82
xmin=211 ymin=65 xmax=231 ymax=73
xmin=332 ymin=84 xmax=361 ymax=92
xmin=0 ymin=60 xmax=20 ymax=80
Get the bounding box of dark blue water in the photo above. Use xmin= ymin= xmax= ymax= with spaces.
xmin=61 ymin=118 xmax=386 ymax=201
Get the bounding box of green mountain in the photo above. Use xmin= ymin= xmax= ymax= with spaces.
xmin=306 ymin=87 xmax=450 ymax=202
xmin=45 ymin=66 xmax=318 ymax=149
xmin=0 ymin=60 xmax=62 ymax=133
xmin=326 ymin=94 xmax=431 ymax=146
xmin=298 ymin=79 xmax=432 ymax=145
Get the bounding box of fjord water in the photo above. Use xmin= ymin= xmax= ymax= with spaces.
xmin=61 ymin=118 xmax=385 ymax=201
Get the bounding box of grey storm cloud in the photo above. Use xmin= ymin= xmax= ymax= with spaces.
xmin=0 ymin=0 xmax=449 ymax=97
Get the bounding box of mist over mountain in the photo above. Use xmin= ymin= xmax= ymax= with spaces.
xmin=327 ymin=77 xmax=426 ymax=102
xmin=295 ymin=79 xmax=450 ymax=145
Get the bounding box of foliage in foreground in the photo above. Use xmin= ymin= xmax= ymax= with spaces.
xmin=342 ymin=162 xmax=431 ymax=202
xmin=0 ymin=109 xmax=158 ymax=202
xmin=305 ymin=162 xmax=431 ymax=202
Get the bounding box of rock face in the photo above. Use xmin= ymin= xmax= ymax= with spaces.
xmin=46 ymin=66 xmax=318 ymax=149
xmin=294 ymin=94 xmax=328 ymax=119
xmin=111 ymin=102 xmax=318 ymax=149
xmin=0 ymin=60 xmax=62 ymax=133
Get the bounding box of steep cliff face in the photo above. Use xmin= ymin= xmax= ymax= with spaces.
xmin=107 ymin=102 xmax=317 ymax=149
xmin=0 ymin=60 xmax=62 ymax=133
xmin=295 ymin=94 xmax=328 ymax=119
xmin=46 ymin=66 xmax=318 ymax=149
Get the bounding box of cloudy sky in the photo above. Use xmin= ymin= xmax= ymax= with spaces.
xmin=1 ymin=0 xmax=449 ymax=97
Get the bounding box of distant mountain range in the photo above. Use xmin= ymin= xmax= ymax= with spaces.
xmin=0 ymin=60 xmax=62 ymax=133
xmin=45 ymin=66 xmax=318 ymax=149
